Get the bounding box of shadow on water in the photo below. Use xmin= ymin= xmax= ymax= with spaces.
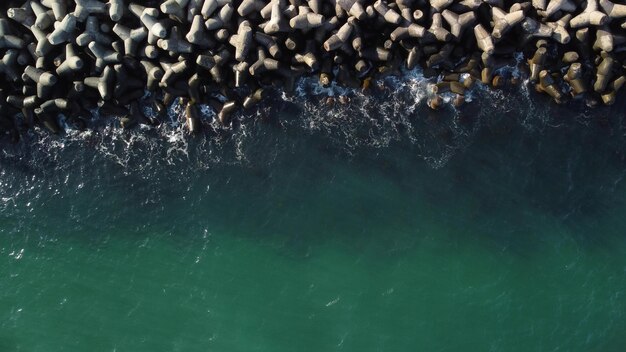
xmin=1 ymin=85 xmax=626 ymax=259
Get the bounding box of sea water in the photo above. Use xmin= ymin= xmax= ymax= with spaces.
xmin=1 ymin=73 xmax=626 ymax=351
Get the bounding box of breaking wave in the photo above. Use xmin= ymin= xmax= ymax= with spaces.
xmin=0 ymin=66 xmax=623 ymax=176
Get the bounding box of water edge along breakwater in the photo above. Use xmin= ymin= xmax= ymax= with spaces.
xmin=2 ymin=0 xmax=626 ymax=141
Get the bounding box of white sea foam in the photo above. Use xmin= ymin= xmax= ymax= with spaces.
xmin=1 ymin=67 xmax=576 ymax=170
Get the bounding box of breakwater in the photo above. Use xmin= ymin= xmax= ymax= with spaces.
xmin=0 ymin=0 xmax=625 ymax=140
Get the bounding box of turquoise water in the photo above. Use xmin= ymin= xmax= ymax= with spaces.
xmin=2 ymin=80 xmax=626 ymax=351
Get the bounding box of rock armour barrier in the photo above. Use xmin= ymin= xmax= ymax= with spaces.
xmin=1 ymin=0 xmax=626 ymax=138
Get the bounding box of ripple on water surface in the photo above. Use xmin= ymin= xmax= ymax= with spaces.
xmin=1 ymin=72 xmax=626 ymax=351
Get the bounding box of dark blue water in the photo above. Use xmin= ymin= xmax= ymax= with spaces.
xmin=1 ymin=73 xmax=626 ymax=351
